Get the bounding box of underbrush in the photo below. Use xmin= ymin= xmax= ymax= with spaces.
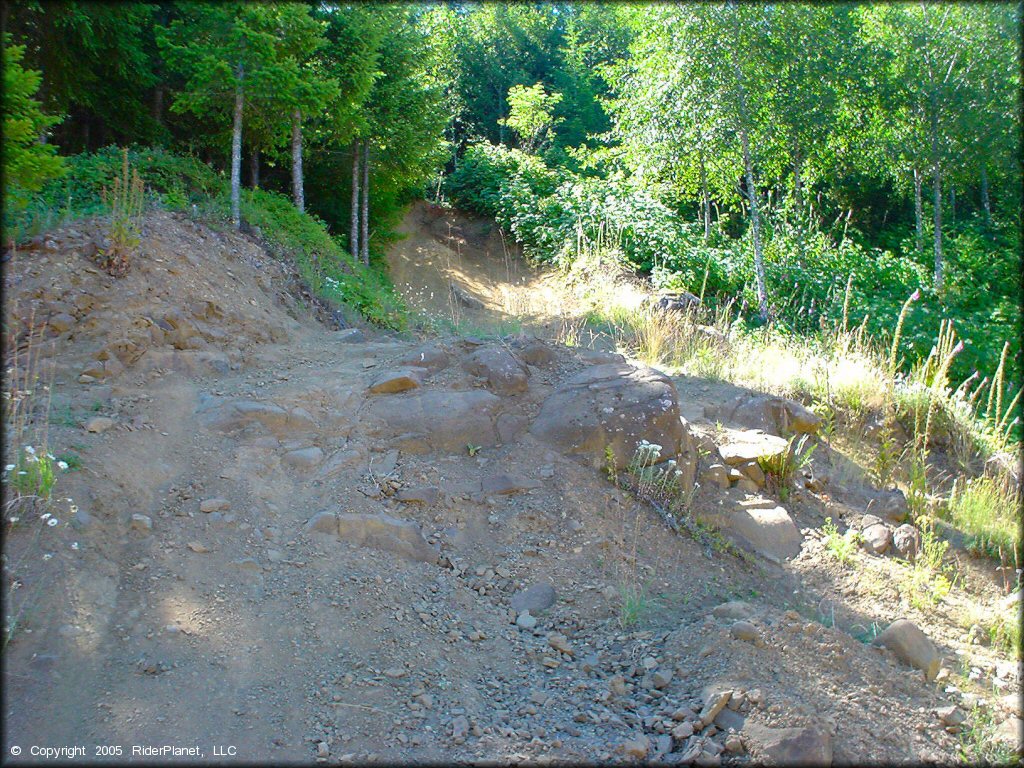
xmin=443 ymin=143 xmax=1021 ymax=390
xmin=5 ymin=145 xmax=409 ymax=330
xmin=567 ymin=252 xmax=1020 ymax=579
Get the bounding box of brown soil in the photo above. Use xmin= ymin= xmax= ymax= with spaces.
xmin=2 ymin=206 xmax=1019 ymax=765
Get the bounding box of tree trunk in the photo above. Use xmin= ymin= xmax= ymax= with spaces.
xmin=699 ymin=151 xmax=711 ymax=241
xmin=230 ymin=65 xmax=244 ymax=230
xmin=152 ymin=85 xmax=164 ymax=126
xmin=792 ymin=153 xmax=804 ymax=214
xmin=742 ymin=128 xmax=769 ymax=322
xmin=980 ymin=164 xmax=992 ymax=225
xmin=731 ymin=49 xmax=768 ymax=322
xmin=350 ymin=140 xmax=360 ymax=259
xmin=249 ymin=149 xmax=260 ymax=190
xmin=360 ymin=141 xmax=370 ymax=266
xmin=932 ymin=160 xmax=943 ymax=293
xmin=913 ymin=168 xmax=924 ymax=256
xmin=949 ymin=185 xmax=955 ymax=225
xmin=291 ymin=109 xmax=304 ymax=213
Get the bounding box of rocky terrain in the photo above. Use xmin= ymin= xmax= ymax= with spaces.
xmin=2 ymin=207 xmax=1020 ymax=765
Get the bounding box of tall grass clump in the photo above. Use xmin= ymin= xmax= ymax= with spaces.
xmin=945 ymin=476 xmax=1021 ymax=565
xmin=98 ymin=148 xmax=145 ymax=277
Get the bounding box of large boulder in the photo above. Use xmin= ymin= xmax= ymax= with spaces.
xmin=530 ymin=363 xmax=684 ymax=470
xmin=396 ymin=343 xmax=450 ymax=373
xmin=199 ymin=398 xmax=317 ymax=438
xmin=867 ymin=488 xmax=910 ymax=523
xmin=873 ymin=619 xmax=941 ymax=681
xmin=717 ymin=429 xmax=790 ymax=467
xmin=334 ymin=513 xmax=439 ymax=564
xmin=462 ymin=346 xmax=529 ymax=395
xmin=700 ymin=497 xmax=803 ymax=563
xmin=720 ymin=393 xmax=822 ymax=435
xmin=364 ymin=389 xmax=502 ymax=453
xmin=744 ymin=722 xmax=833 ymax=766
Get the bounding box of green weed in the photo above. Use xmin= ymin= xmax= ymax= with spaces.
xmin=945 ymin=476 xmax=1020 ymax=564
xmin=822 ymin=517 xmax=860 ymax=566
xmin=958 ymin=704 xmax=1021 ymax=766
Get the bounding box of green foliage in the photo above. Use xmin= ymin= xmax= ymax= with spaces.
xmin=500 ymin=83 xmax=564 ymax=154
xmin=4 ymin=146 xmax=224 ymax=242
xmin=618 ymin=582 xmax=654 ymax=629
xmin=2 ymin=35 xmax=66 ymax=211
xmin=944 ymin=476 xmax=1020 ymax=563
xmin=5 ymin=447 xmax=61 ymax=502
xmin=99 ymin=149 xmax=146 ymax=277
xmin=822 ymin=517 xmax=860 ymax=566
xmin=957 ymin=704 xmax=1021 ymax=765
xmin=236 ymin=189 xmax=408 ymax=330
xmin=905 ymin=516 xmax=953 ymax=609
xmin=758 ymin=435 xmax=817 ymax=501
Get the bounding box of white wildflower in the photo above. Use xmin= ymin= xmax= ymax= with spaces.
xmin=57 ymin=461 xmax=69 ymax=471
xmin=42 ymin=553 xmax=52 ymax=561
xmin=71 ymin=542 xmax=79 ymax=550
xmin=24 ymin=445 xmax=35 ymax=455
xmin=4 ymin=464 xmax=14 ymax=472
xmin=47 ymin=518 xmax=59 ymax=527
xmin=40 ymin=512 xmax=51 ymax=520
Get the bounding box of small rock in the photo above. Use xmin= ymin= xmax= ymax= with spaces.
xmin=200 ymin=498 xmax=230 ymax=513
xmin=368 ymin=369 xmax=423 ymax=395
xmin=282 ymin=446 xmax=324 ymax=469
xmin=130 ymin=514 xmax=152 ymax=533
xmin=873 ymin=619 xmax=941 ymax=681
xmin=548 ymin=633 xmax=574 ymax=656
xmin=510 ymin=583 xmax=556 ymax=613
xmin=650 ymin=668 xmax=674 ymax=689
xmin=713 ymin=601 xmax=756 ymax=621
xmin=700 ymin=463 xmax=731 ymax=490
xmin=892 ymin=524 xmax=921 ymax=560
xmin=671 ymin=721 xmax=694 ymax=741
xmin=609 ymin=675 xmax=629 ymax=697
xmin=936 ymin=706 xmax=966 ymax=727
xmin=861 ymin=523 xmax=892 ymax=555
xmin=672 ymin=706 xmax=697 ymax=722
xmin=304 ymin=510 xmax=338 ymax=535
xmin=48 ymin=313 xmax=76 ymax=333
xmin=187 ymin=541 xmax=209 ymax=553
xmin=620 ymin=735 xmax=649 ymax=759
xmin=84 ymin=416 xmax=115 ymax=433
xmin=724 ymin=734 xmax=744 ymax=753
xmin=452 ymin=715 xmax=470 ymax=740
xmin=870 ymin=488 xmax=909 ymax=523
xmin=516 ymin=612 xmax=537 ymax=631
xmin=730 ymin=620 xmax=761 ymax=643
xmin=700 ymin=690 xmax=732 ymax=726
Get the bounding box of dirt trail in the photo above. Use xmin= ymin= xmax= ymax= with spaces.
xmin=386 ymin=202 xmax=573 ymax=337
xmin=2 ymin=207 xmax=1019 ymax=765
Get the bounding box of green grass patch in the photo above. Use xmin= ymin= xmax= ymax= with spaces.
xmin=944 ymin=476 xmax=1020 ymax=563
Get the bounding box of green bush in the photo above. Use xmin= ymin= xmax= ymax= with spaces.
xmin=4 ymin=145 xmax=224 ymax=242
xmin=238 ymin=189 xmax=408 ymax=330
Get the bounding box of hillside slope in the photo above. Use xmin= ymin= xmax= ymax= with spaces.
xmin=2 ymin=209 xmax=1020 ymax=764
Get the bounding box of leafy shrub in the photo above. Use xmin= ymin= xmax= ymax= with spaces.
xmin=4 ymin=145 xmax=224 ymax=242
xmin=238 ymin=189 xmax=408 ymax=330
